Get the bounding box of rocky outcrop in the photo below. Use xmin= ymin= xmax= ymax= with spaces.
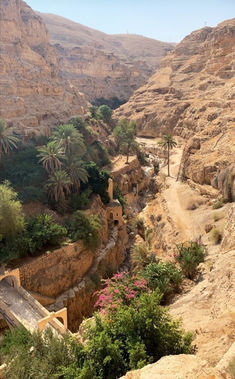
xmin=115 ymin=19 xmax=235 ymax=189
xmin=120 ymin=354 xmax=232 ymax=379
xmin=0 ymin=0 xmax=89 ymax=135
xmin=39 ymin=12 xmax=176 ymax=103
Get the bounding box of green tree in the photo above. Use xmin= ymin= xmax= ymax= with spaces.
xmin=37 ymin=141 xmax=65 ymax=174
xmin=0 ymin=119 xmax=19 ymax=160
xmin=52 ymin=124 xmax=86 ymax=157
xmin=89 ymin=105 xmax=98 ymax=119
xmin=113 ymin=119 xmax=138 ymax=164
xmin=65 ymin=157 xmax=88 ymax=192
xmin=98 ymin=105 xmax=112 ymax=124
xmin=158 ymin=134 xmax=177 ymax=176
xmin=0 ymin=181 xmax=25 ymax=240
xmin=46 ymin=170 xmax=72 ymax=203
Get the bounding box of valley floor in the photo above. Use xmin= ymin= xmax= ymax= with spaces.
xmin=136 ymin=137 xmax=235 ymax=368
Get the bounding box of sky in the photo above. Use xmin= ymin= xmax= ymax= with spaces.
xmin=26 ymin=0 xmax=235 ymax=42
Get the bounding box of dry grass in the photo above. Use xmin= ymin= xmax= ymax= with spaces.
xmin=210 ymin=227 xmax=223 ymax=244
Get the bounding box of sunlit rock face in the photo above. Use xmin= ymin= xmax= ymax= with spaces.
xmin=0 ymin=0 xmax=89 ymax=135
xmin=114 ymin=19 xmax=235 ymax=188
xmin=39 ymin=12 xmax=176 ymax=104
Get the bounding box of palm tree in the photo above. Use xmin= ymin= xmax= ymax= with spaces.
xmin=52 ymin=124 xmax=86 ymax=157
xmin=65 ymin=157 xmax=88 ymax=192
xmin=46 ymin=170 xmax=72 ymax=202
xmin=37 ymin=141 xmax=65 ymax=174
xmin=0 ymin=119 xmax=19 ymax=159
xmin=158 ymin=134 xmax=177 ymax=176
xmin=113 ymin=119 xmax=138 ymax=164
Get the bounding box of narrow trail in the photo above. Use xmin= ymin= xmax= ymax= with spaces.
xmin=161 ymin=144 xmax=205 ymax=241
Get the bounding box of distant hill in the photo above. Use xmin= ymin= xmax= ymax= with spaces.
xmin=39 ymin=12 xmax=176 ymax=104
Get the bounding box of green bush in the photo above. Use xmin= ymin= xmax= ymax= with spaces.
xmin=84 ymin=291 xmax=193 ymax=378
xmin=70 ymin=189 xmax=92 ymax=211
xmin=175 ymin=241 xmax=206 ymax=279
xmin=1 ymin=328 xmax=76 ymax=379
xmin=113 ymin=186 xmax=126 ymax=208
xmin=82 ymin=161 xmax=110 ymax=203
xmin=68 ymin=211 xmax=101 ymax=251
xmin=0 ymin=214 xmax=67 ymax=262
xmin=0 ymin=181 xmax=25 ymax=240
xmin=139 ymin=261 xmax=183 ymax=300
xmin=97 ymin=105 xmax=112 ymax=124
xmin=26 ymin=214 xmax=67 ymax=252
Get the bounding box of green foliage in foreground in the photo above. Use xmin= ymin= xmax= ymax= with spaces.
xmin=1 ymin=291 xmax=193 ymax=379
xmin=139 ymin=261 xmax=183 ymax=301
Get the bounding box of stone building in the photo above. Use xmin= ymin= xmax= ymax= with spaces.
xmin=106 ymin=178 xmax=123 ymax=226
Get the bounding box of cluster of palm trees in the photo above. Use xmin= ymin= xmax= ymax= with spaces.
xmin=37 ymin=124 xmax=88 ymax=205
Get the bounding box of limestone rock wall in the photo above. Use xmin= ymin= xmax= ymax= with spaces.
xmin=0 ymin=0 xmax=89 ymax=135
xmin=115 ymin=19 xmax=235 ymax=189
xmin=39 ymin=12 xmax=176 ymax=103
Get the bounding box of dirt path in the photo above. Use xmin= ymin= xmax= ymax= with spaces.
xmin=161 ymin=143 xmax=205 ymax=241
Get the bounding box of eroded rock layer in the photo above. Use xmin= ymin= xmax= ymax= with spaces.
xmin=39 ymin=12 xmax=176 ymax=103
xmin=0 ymin=0 xmax=89 ymax=135
xmin=115 ymin=19 xmax=235 ymax=189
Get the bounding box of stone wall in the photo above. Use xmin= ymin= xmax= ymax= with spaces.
xmin=19 ymin=242 xmax=94 ymax=299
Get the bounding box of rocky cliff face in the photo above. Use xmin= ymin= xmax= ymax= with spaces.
xmin=115 ymin=19 xmax=235 ymax=189
xmin=39 ymin=12 xmax=175 ymax=104
xmin=0 ymin=0 xmax=89 ymax=135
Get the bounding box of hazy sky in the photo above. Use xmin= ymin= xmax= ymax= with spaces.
xmin=26 ymin=0 xmax=235 ymax=42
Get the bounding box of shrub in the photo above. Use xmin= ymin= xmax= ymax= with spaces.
xmin=85 ymin=291 xmax=193 ymax=377
xmin=211 ymin=227 xmax=223 ymax=244
xmin=0 ymin=213 xmax=67 ymax=262
xmin=94 ymin=272 xmax=149 ymax=311
xmin=18 ymin=185 xmax=47 ymax=203
xmin=175 ymin=241 xmax=206 ymax=279
xmin=68 ymin=211 xmax=101 ymax=251
xmin=0 ymin=181 xmax=25 ymax=240
xmin=131 ymin=242 xmax=155 ymax=272
xmin=1 ymin=328 xmax=77 ymax=379
xmin=70 ymin=188 xmax=92 ymax=210
xmin=139 ymin=261 xmax=183 ymax=301
xmin=113 ymin=186 xmax=126 ymax=208
xmin=83 ymin=161 xmax=110 ymax=203
xmin=26 ymin=214 xmax=67 ymax=252
xmin=97 ymin=105 xmax=112 ymax=124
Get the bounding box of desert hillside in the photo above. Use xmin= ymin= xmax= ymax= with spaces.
xmin=0 ymin=0 xmax=90 ymax=136
xmin=115 ymin=19 xmax=235 ymax=193
xmin=39 ymin=12 xmax=176 ymax=103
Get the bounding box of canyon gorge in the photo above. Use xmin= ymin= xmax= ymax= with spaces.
xmin=0 ymin=1 xmax=234 ymax=378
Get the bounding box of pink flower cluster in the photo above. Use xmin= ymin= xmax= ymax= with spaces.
xmin=94 ymin=272 xmax=149 ymax=312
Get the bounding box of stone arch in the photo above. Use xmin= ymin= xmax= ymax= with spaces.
xmin=0 ymin=269 xmax=20 ymax=289
xmin=38 ymin=308 xmax=68 ymax=334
